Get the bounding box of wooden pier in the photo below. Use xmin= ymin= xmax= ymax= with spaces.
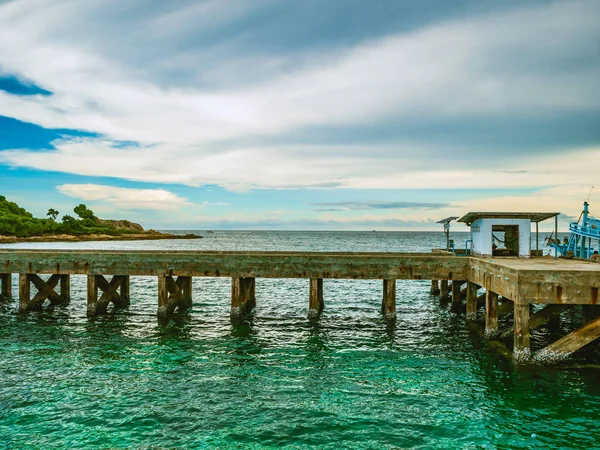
xmin=1 ymin=249 xmax=599 ymax=363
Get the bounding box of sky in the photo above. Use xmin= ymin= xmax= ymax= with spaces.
xmin=0 ymin=0 xmax=598 ymax=231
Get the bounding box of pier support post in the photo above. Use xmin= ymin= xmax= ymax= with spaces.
xmin=382 ymin=279 xmax=396 ymax=320
xmin=0 ymin=273 xmax=11 ymax=300
xmin=430 ymin=280 xmax=440 ymax=296
xmin=18 ymin=274 xmax=70 ymax=312
xmin=87 ymin=275 xmax=130 ymax=316
xmin=514 ymin=303 xmax=531 ymax=362
xmin=440 ymin=280 xmax=449 ymax=300
xmin=157 ymin=275 xmax=192 ymax=320
xmin=231 ymin=277 xmax=256 ymax=319
xmin=485 ymin=291 xmax=499 ymax=336
xmin=308 ymin=278 xmax=324 ymax=320
xmin=466 ymin=282 xmax=479 ymax=319
xmin=451 ymin=280 xmax=464 ymax=311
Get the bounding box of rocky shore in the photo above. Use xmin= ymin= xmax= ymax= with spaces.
xmin=0 ymin=231 xmax=202 ymax=244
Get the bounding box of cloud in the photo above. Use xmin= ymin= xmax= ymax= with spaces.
xmin=56 ymin=184 xmax=190 ymax=210
xmin=0 ymin=0 xmax=597 ymax=193
xmin=311 ymin=201 xmax=451 ymax=211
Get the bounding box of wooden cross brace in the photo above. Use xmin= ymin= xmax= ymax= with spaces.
xmin=87 ymin=275 xmax=130 ymax=316
xmin=19 ymin=274 xmax=70 ymax=312
xmin=158 ymin=275 xmax=192 ymax=319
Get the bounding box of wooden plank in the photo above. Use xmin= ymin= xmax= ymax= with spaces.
xmin=0 ymin=250 xmax=471 ymax=280
xmin=382 ymin=279 xmax=396 ymax=320
xmin=535 ymin=316 xmax=600 ymax=360
xmin=309 ymin=278 xmax=324 ymax=319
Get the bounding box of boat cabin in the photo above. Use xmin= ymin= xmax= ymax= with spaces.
xmin=458 ymin=212 xmax=559 ymax=258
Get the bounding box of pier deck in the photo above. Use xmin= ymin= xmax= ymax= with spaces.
xmin=1 ymin=249 xmax=599 ymax=363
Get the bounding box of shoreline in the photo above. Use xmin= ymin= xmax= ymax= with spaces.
xmin=0 ymin=232 xmax=202 ymax=244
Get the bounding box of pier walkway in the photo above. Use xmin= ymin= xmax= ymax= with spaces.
xmin=1 ymin=249 xmax=599 ymax=363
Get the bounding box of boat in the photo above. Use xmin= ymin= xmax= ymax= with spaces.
xmin=548 ymin=201 xmax=600 ymax=259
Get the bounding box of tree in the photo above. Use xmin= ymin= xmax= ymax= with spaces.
xmin=47 ymin=208 xmax=59 ymax=221
xmin=73 ymin=204 xmax=96 ymax=220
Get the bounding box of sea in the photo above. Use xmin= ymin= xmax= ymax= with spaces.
xmin=0 ymin=231 xmax=598 ymax=449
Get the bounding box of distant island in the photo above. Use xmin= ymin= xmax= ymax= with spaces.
xmin=0 ymin=195 xmax=200 ymax=243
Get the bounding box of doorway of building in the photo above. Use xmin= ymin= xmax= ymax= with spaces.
xmin=492 ymin=225 xmax=519 ymax=256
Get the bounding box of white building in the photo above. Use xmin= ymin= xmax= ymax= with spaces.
xmin=458 ymin=212 xmax=559 ymax=258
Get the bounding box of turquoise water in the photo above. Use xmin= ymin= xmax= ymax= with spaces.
xmin=1 ymin=231 xmax=598 ymax=449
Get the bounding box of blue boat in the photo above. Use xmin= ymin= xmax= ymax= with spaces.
xmin=549 ymin=202 xmax=600 ymax=259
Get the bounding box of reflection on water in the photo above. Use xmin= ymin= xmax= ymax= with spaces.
xmin=0 ymin=231 xmax=598 ymax=448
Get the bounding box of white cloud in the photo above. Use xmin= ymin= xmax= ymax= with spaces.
xmin=0 ymin=0 xmax=597 ymax=204
xmin=56 ymin=184 xmax=190 ymax=210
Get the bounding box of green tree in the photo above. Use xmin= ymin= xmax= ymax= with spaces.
xmin=47 ymin=208 xmax=59 ymax=221
xmin=73 ymin=204 xmax=96 ymax=220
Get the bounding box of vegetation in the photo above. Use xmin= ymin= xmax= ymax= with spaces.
xmin=0 ymin=196 xmax=141 ymax=238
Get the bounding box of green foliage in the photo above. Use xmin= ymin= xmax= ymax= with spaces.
xmin=73 ymin=204 xmax=96 ymax=220
xmin=0 ymin=196 xmax=138 ymax=238
xmin=47 ymin=208 xmax=59 ymax=221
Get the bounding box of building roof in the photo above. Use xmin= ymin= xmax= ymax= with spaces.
xmin=436 ymin=216 xmax=459 ymax=224
xmin=458 ymin=212 xmax=560 ymax=225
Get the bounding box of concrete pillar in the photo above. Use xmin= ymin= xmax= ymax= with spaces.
xmin=430 ymin=280 xmax=440 ymax=296
xmin=440 ymin=280 xmax=449 ymax=300
xmin=0 ymin=273 xmax=11 ymax=299
xmin=231 ymin=277 xmax=256 ymax=319
xmin=514 ymin=303 xmax=531 ymax=361
xmin=485 ymin=291 xmax=499 ymax=335
xmin=451 ymin=280 xmax=464 ymax=311
xmin=382 ymin=279 xmax=396 ymax=320
xmin=308 ymin=278 xmax=324 ymax=320
xmin=466 ymin=282 xmax=479 ymax=319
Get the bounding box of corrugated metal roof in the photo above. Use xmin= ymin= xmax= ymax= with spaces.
xmin=458 ymin=212 xmax=559 ymax=225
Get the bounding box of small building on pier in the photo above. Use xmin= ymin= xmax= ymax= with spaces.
xmin=458 ymin=212 xmax=559 ymax=258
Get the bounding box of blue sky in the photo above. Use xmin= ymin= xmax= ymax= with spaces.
xmin=0 ymin=0 xmax=598 ymax=230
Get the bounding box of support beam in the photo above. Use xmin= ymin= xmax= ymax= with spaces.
xmin=308 ymin=278 xmax=324 ymax=320
xmin=500 ymin=304 xmax=571 ymax=339
xmin=231 ymin=277 xmax=256 ymax=319
xmin=485 ymin=291 xmax=499 ymax=335
xmin=18 ymin=274 xmax=69 ymax=312
xmin=513 ymin=303 xmax=531 ymax=362
xmin=0 ymin=273 xmax=11 ymax=300
xmin=382 ymin=279 xmax=396 ymax=320
xmin=535 ymin=316 xmax=600 ymax=361
xmin=582 ymin=305 xmax=600 ymax=326
xmin=466 ymin=282 xmax=479 ymax=319
xmin=157 ymin=275 xmax=192 ymax=320
xmin=498 ymin=298 xmax=514 ymax=316
xmin=440 ymin=280 xmax=449 ymax=300
xmin=87 ymin=275 xmax=130 ymax=316
xmin=430 ymin=280 xmax=440 ymax=296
